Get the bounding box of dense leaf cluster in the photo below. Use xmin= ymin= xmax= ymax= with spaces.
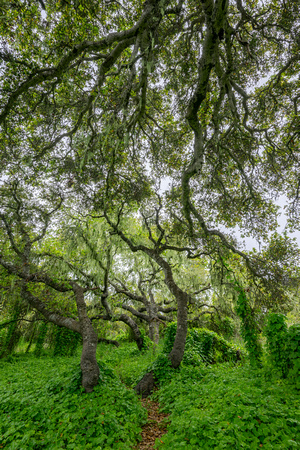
xmin=158 ymin=365 xmax=300 ymax=449
xmin=0 ymin=355 xmax=146 ymax=449
xmin=265 ymin=313 xmax=300 ymax=387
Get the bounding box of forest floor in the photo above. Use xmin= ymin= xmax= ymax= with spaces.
xmin=135 ymin=393 xmax=169 ymax=449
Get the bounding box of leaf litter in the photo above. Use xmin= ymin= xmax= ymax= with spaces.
xmin=135 ymin=395 xmax=169 ymax=449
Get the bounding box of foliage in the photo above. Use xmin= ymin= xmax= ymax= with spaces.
xmin=0 ymin=340 xmax=299 ymax=449
xmin=264 ymin=313 xmax=289 ymax=377
xmin=214 ymin=316 xmax=236 ymax=340
xmin=264 ymin=313 xmax=300 ymax=387
xmin=0 ymin=0 xmax=300 ymax=399
xmin=140 ymin=328 xmax=154 ymax=352
xmin=34 ymin=321 xmax=48 ymax=357
xmin=184 ymin=328 xmax=245 ymax=366
xmin=0 ymin=354 xmax=146 ymax=449
xmin=97 ymin=342 xmax=159 ymax=387
xmin=151 ymin=354 xmax=175 ymax=383
xmin=0 ymin=300 xmax=23 ymax=358
xmin=162 ymin=322 xmax=244 ymax=367
xmin=236 ymin=291 xmax=263 ymax=366
xmin=157 ymin=365 xmax=300 ymax=449
xmin=162 ymin=322 xmax=177 ymax=355
xmin=286 ymin=324 xmax=300 ymax=388
xmin=53 ymin=326 xmax=82 ymax=357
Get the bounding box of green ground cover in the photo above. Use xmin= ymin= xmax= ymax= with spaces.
xmin=98 ymin=341 xmax=160 ymax=386
xmin=0 ymin=340 xmax=299 ymax=449
xmin=156 ymin=364 xmax=300 ymax=449
xmin=0 ymin=352 xmax=146 ymax=449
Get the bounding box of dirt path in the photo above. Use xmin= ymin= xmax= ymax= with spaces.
xmin=135 ymin=396 xmax=169 ymax=449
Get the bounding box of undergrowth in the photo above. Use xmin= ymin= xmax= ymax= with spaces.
xmin=97 ymin=341 xmax=161 ymax=386
xmin=156 ymin=364 xmax=300 ymax=449
xmin=0 ymin=333 xmax=299 ymax=450
xmin=0 ymin=353 xmax=146 ymax=449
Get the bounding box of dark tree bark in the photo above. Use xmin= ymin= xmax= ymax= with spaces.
xmin=168 ymin=293 xmax=189 ymax=367
xmin=147 ymin=253 xmax=190 ymax=368
xmin=119 ymin=313 xmax=145 ymax=350
xmin=71 ymin=283 xmax=100 ymax=393
xmin=95 ymin=311 xmax=145 ymax=350
xmin=148 ymin=290 xmax=160 ymax=347
xmin=22 ymin=284 xmax=100 ymax=393
xmin=97 ymin=290 xmax=145 ymax=351
xmin=134 ymin=371 xmax=155 ymax=398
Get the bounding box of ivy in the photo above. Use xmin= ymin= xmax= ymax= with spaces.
xmin=53 ymin=326 xmax=81 ymax=357
xmin=286 ymin=324 xmax=300 ymax=388
xmin=0 ymin=300 xmax=22 ymax=358
xmin=34 ymin=321 xmax=48 ymax=357
xmin=162 ymin=322 xmax=177 ymax=355
xmin=235 ymin=290 xmax=263 ymax=366
xmin=140 ymin=328 xmax=153 ymax=352
xmin=264 ymin=313 xmax=300 ymax=388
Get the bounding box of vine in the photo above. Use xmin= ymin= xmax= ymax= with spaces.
xmin=0 ymin=300 xmax=23 ymax=358
xmin=34 ymin=321 xmax=48 ymax=357
xmin=235 ymin=290 xmax=262 ymax=366
xmin=53 ymin=326 xmax=81 ymax=357
xmin=264 ymin=314 xmax=300 ymax=387
xmin=264 ymin=313 xmax=288 ymax=377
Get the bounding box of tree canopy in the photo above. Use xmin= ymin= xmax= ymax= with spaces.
xmin=1 ymin=0 xmax=299 ymax=245
xmin=0 ymin=0 xmax=300 ymax=390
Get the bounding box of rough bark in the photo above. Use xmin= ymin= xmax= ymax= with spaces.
xmin=119 ymin=313 xmax=145 ymax=350
xmin=72 ymin=283 xmax=100 ymax=393
xmin=168 ymin=292 xmax=189 ymax=367
xmin=22 ymin=283 xmax=99 ymax=392
xmin=134 ymin=371 xmax=155 ymax=398
xmin=149 ymin=318 xmax=160 ymax=345
xmin=149 ymin=253 xmax=189 ymax=368
xmin=104 ymin=214 xmax=191 ymax=368
xmin=98 ymin=290 xmax=145 ymax=351
xmin=21 ymin=285 xmax=81 ymax=333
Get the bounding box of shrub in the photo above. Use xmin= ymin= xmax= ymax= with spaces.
xmin=264 ymin=313 xmax=289 ymax=377
xmin=162 ymin=322 xmax=177 ymax=354
xmin=216 ymin=315 xmax=236 ymax=339
xmin=98 ymin=342 xmax=159 ymax=386
xmin=184 ymin=328 xmax=245 ymax=366
xmin=236 ymin=291 xmax=263 ymax=366
xmin=53 ymin=326 xmax=81 ymax=357
xmin=34 ymin=322 xmax=48 ymax=357
xmin=286 ymin=324 xmax=300 ymax=388
xmin=264 ymin=313 xmax=300 ymax=387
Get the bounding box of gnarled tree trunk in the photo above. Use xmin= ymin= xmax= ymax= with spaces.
xmin=22 ymin=283 xmax=100 ymax=393
xmin=119 ymin=314 xmax=145 ymax=350
xmin=99 ymin=290 xmax=145 ymax=351
xmin=72 ymin=283 xmax=100 ymax=393
xmin=168 ymin=292 xmax=189 ymax=367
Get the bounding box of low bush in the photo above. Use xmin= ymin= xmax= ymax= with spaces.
xmin=286 ymin=324 xmax=300 ymax=388
xmin=184 ymin=328 xmax=245 ymax=366
xmin=163 ymin=323 xmax=245 ymax=368
xmin=264 ymin=313 xmax=300 ymax=387
xmin=53 ymin=325 xmax=82 ymax=357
